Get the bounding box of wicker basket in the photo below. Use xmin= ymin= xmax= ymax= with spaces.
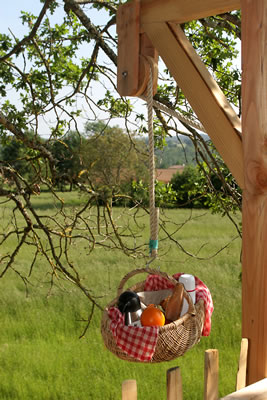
xmin=101 ymin=268 xmax=205 ymax=363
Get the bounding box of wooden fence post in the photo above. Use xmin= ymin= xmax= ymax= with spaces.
xmin=167 ymin=367 xmax=183 ymax=400
xmin=236 ymin=338 xmax=249 ymax=391
xmin=122 ymin=380 xmax=137 ymax=400
xmin=204 ymin=349 xmax=219 ymax=400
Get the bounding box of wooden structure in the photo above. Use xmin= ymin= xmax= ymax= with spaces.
xmin=117 ymin=0 xmax=267 ymax=391
xmin=122 ymin=345 xmax=267 ymax=399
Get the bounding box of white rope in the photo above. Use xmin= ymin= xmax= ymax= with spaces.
xmin=147 ymin=64 xmax=159 ymax=259
xmin=144 ymin=61 xmax=205 ymax=259
xmin=140 ymin=95 xmax=206 ymax=133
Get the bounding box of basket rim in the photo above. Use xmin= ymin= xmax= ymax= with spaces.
xmin=117 ymin=267 xmax=180 ymax=297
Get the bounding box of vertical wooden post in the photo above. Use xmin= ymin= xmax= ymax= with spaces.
xmin=122 ymin=380 xmax=137 ymax=400
xmin=204 ymin=349 xmax=219 ymax=400
xmin=117 ymin=0 xmax=140 ymax=96
xmin=167 ymin=367 xmax=183 ymax=400
xmin=241 ymin=0 xmax=267 ymax=385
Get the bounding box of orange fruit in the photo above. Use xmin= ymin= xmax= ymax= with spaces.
xmin=140 ymin=304 xmax=165 ymax=327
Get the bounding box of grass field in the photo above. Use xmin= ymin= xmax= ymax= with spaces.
xmin=0 ymin=192 xmax=242 ymax=399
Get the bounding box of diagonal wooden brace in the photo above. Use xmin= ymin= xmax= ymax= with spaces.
xmin=117 ymin=0 xmax=158 ymax=97
xmin=144 ymin=22 xmax=244 ymax=188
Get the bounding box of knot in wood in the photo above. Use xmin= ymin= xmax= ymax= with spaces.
xmin=246 ymin=160 xmax=267 ymax=194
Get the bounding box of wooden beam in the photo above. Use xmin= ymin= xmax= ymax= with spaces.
xmin=221 ymin=378 xmax=267 ymax=399
xmin=241 ymin=0 xmax=267 ymax=385
xmin=144 ymin=22 xmax=244 ymax=188
xmin=117 ymin=1 xmax=158 ymax=97
xmin=204 ymin=349 xmax=219 ymax=400
xmin=140 ymin=0 xmax=240 ymax=25
xmin=117 ymin=0 xmax=140 ymax=96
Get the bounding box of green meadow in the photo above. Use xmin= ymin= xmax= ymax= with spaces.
xmin=0 ymin=192 xmax=242 ymax=399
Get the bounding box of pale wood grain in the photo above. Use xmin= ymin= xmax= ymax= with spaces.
xmin=241 ymin=0 xmax=267 ymax=385
xmin=204 ymin=349 xmax=219 ymax=400
xmin=117 ymin=1 xmax=140 ymax=96
xmin=140 ymin=0 xmax=240 ymax=25
xmin=167 ymin=367 xmax=183 ymax=400
xmin=122 ymin=380 xmax=137 ymax=400
xmin=221 ymin=378 xmax=267 ymax=399
xmin=236 ymin=338 xmax=249 ymax=391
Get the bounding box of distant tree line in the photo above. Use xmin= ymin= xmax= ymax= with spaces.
xmin=155 ymin=136 xmax=199 ymax=168
xmin=0 ymin=121 xmax=148 ymax=186
xmin=0 ymin=120 xmax=241 ymax=214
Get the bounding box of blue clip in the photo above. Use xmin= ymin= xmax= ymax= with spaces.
xmin=149 ymin=239 xmax=158 ymax=255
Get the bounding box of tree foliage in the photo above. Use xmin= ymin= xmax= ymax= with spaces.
xmin=83 ymin=121 xmax=148 ymax=190
xmin=155 ymin=136 xmax=198 ymax=168
xmin=171 ymin=163 xmax=241 ymax=217
xmin=0 ymin=0 xmax=242 ymax=308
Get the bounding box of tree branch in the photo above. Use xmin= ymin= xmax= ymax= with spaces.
xmin=0 ymin=0 xmax=54 ymax=62
xmin=75 ymin=0 xmax=117 ymax=15
xmin=0 ymin=110 xmax=56 ymax=174
xmin=63 ymin=0 xmax=117 ymax=65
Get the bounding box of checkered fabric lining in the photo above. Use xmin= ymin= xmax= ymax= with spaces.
xmin=108 ymin=307 xmax=158 ymax=362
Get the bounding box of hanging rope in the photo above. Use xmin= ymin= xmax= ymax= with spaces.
xmin=146 ymin=62 xmax=159 ymax=259
xmin=144 ymin=57 xmax=206 ymax=260
xmin=142 ymin=57 xmax=207 ymax=260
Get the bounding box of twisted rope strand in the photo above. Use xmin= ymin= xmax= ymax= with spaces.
xmin=144 ymin=61 xmax=205 ymax=259
xmin=147 ymin=63 xmax=159 ymax=258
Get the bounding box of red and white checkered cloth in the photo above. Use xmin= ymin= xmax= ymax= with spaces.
xmin=108 ymin=307 xmax=158 ymax=362
xmin=108 ymin=273 xmax=213 ymax=361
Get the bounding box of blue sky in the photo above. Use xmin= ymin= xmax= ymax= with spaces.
xmin=2 ymin=1 xmax=105 ymax=36
xmin=2 ymin=1 xmax=54 ymax=36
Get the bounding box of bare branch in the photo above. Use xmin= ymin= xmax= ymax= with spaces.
xmin=0 ymin=0 xmax=54 ymax=62
xmin=63 ymin=0 xmax=117 ymax=65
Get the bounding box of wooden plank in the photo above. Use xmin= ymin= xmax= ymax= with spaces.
xmin=144 ymin=22 xmax=244 ymax=188
xmin=204 ymin=349 xmax=219 ymax=400
xmin=236 ymin=338 xmax=249 ymax=391
xmin=167 ymin=367 xmax=183 ymax=400
xmin=116 ymin=3 xmax=158 ymax=96
xmin=221 ymin=378 xmax=267 ymax=399
xmin=117 ymin=0 xmax=140 ymax=96
xmin=140 ymin=0 xmax=240 ymax=25
xmin=241 ymin=0 xmax=267 ymax=386
xmin=122 ymin=380 xmax=137 ymax=400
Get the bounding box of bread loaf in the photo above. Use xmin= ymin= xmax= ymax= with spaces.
xmin=165 ymin=282 xmax=184 ymax=321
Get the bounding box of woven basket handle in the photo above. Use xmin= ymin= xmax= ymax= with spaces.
xmin=117 ymin=267 xmax=195 ymax=315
